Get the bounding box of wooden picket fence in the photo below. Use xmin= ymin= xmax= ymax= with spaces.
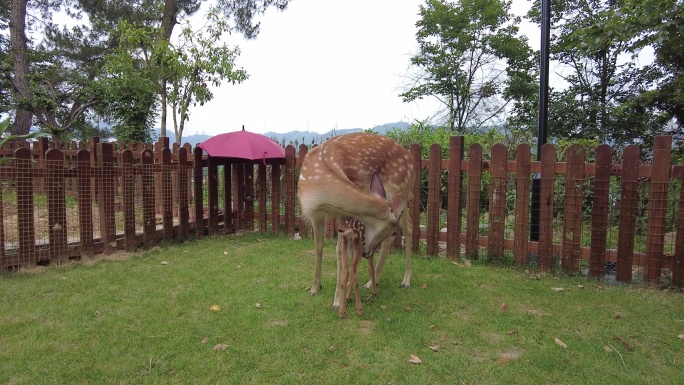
xmin=0 ymin=135 xmax=682 ymax=287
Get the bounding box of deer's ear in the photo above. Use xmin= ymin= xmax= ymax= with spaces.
xmin=369 ymin=170 xmax=387 ymax=200
xmin=390 ymin=193 xmax=406 ymax=220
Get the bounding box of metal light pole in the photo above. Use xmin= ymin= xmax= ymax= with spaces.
xmin=530 ymin=0 xmax=551 ymax=243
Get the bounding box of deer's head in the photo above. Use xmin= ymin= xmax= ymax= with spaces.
xmin=359 ymin=171 xmax=406 ymax=259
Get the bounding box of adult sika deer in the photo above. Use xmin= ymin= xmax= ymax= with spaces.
xmin=297 ymin=132 xmax=415 ymax=308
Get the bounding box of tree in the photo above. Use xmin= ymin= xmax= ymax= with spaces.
xmin=8 ymin=0 xmax=32 ymax=135
xmin=401 ymin=0 xmax=532 ymax=134
xmin=167 ymin=7 xmax=248 ymax=144
xmin=4 ymin=0 xmax=288 ymax=142
xmin=528 ymin=0 xmax=681 ymax=150
xmin=156 ymin=0 xmax=288 ymax=137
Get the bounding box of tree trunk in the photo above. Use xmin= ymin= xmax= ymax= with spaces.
xmin=158 ymin=0 xmax=179 ymax=137
xmin=9 ymin=0 xmax=32 ymax=135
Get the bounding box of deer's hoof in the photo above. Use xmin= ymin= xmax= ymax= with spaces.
xmin=400 ymin=283 xmax=410 ymax=289
xmin=308 ymin=285 xmax=322 ymax=296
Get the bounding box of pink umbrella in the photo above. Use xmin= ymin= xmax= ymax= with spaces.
xmin=198 ymin=126 xmax=285 ymax=162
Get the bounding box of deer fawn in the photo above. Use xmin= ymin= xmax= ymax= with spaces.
xmin=338 ymin=217 xmax=377 ymax=318
xmin=297 ymin=132 xmax=415 ymax=308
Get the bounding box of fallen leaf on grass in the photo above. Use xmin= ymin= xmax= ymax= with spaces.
xmin=501 ymin=303 xmax=509 ymax=313
xmin=429 ymin=345 xmax=440 ymax=352
xmin=223 ymin=251 xmax=228 ymax=255
xmin=551 ymin=287 xmax=565 ymax=292
xmin=201 ymin=337 xmax=209 ymax=344
xmin=212 ymin=343 xmax=228 ymax=351
xmin=160 ymin=261 xmax=169 ymax=265
xmin=407 ymin=354 xmax=422 ymax=364
xmin=554 ymin=337 xmax=567 ymax=349
xmin=209 ymin=304 xmax=221 ymax=311
xmin=604 ymin=345 xmax=613 ymax=353
xmin=380 ymin=305 xmax=387 ymax=310
xmin=404 ymin=307 xmax=412 ymax=312
xmin=255 ymin=303 xmax=262 ymax=309
xmin=577 ymin=285 xmax=585 ymax=289
xmin=464 ymin=260 xmax=472 ymax=267
xmin=678 ymin=334 xmax=684 ymax=340
xmin=596 ymin=283 xmax=605 ymax=289
xmin=497 ymin=355 xmax=514 ymax=364
xmin=421 ymin=284 xmax=428 ymax=289
xmin=451 ymin=261 xmax=463 ymax=266
xmin=507 ymin=329 xmax=517 ymax=335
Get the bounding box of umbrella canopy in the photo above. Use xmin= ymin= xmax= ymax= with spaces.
xmin=198 ymin=126 xmax=285 ymax=161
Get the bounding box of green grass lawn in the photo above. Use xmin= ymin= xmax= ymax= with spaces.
xmin=1 ymin=233 xmax=683 ymax=384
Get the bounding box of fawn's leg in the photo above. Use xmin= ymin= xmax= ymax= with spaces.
xmin=338 ymin=238 xmax=349 ymax=319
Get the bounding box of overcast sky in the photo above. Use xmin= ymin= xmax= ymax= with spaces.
xmin=182 ymin=0 xmax=540 ymax=136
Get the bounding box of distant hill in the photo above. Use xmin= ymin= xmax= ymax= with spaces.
xmin=264 ymin=121 xmax=410 ymax=146
xmin=152 ymin=130 xmax=212 ymax=147
xmin=153 ymin=121 xmax=410 ymax=147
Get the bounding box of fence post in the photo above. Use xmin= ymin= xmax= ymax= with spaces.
xmin=271 ymin=161 xmax=282 ymax=235
xmin=46 ymin=149 xmax=68 ymax=264
xmin=589 ymin=144 xmax=612 ymax=278
xmin=561 ymin=144 xmax=584 ymax=274
xmin=514 ymin=144 xmax=531 ymax=265
xmin=489 ymin=144 xmax=508 ymax=261
xmin=673 ymin=164 xmax=684 ymax=287
xmin=538 ymin=144 xmax=555 ymax=271
xmin=411 ymin=144 xmax=422 ymax=253
xmin=284 ymin=145 xmax=296 ymax=238
xmin=245 ymin=161 xmax=255 ymax=231
xmin=178 ymin=147 xmax=189 ymax=240
xmin=161 ymin=148 xmax=173 ymax=242
xmin=616 ymin=145 xmax=640 ymax=282
xmin=223 ymin=159 xmax=233 ymax=234
xmin=466 ymin=144 xmax=483 ymax=260
xmin=447 ymin=136 xmax=464 ymax=260
xmin=15 ymin=148 xmax=36 ymax=266
xmin=644 ymin=136 xmax=672 ymax=284
xmin=89 ymin=137 xmax=100 ymax=206
xmin=121 ymin=150 xmax=136 ymax=251
xmin=426 ymin=144 xmax=441 ymax=256
xmin=193 ymin=147 xmax=205 ymax=238
xmin=141 ymin=149 xmax=156 ymax=247
xmin=36 ymin=136 xmax=49 ymax=192
xmin=97 ymin=143 xmax=116 ymax=254
xmin=207 ymin=155 xmax=219 ymax=235
xmin=258 ymin=162 xmax=267 ymax=233
xmin=77 ymin=149 xmax=94 ymax=257
xmin=0 ymin=166 xmax=4 ymax=265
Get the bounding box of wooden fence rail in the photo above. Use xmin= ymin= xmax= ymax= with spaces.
xmin=0 ymin=135 xmax=682 ymax=287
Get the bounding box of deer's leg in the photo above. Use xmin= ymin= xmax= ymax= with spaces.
xmin=332 ymin=229 xmax=345 ymax=309
xmin=400 ymin=211 xmax=413 ymax=289
xmin=367 ymin=255 xmax=377 ymax=297
xmin=352 ymin=246 xmax=362 ymax=316
xmin=309 ymin=216 xmax=326 ymax=296
xmin=365 ymin=235 xmax=393 ymax=289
